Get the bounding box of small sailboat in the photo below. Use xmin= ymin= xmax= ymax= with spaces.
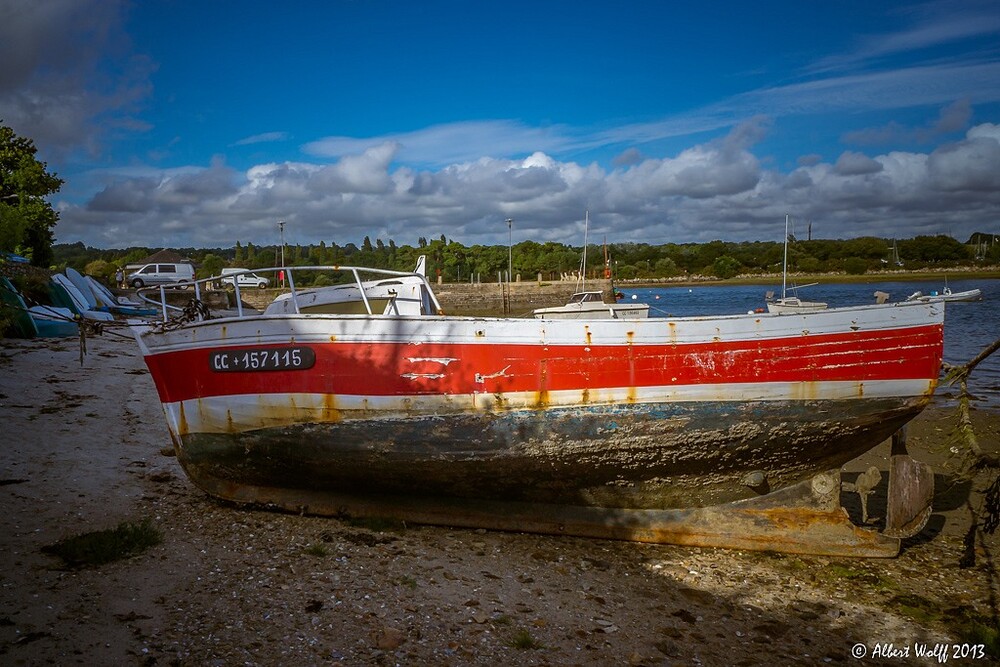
xmin=766 ymin=214 xmax=828 ymax=314
xmin=882 ymin=240 xmax=903 ymax=267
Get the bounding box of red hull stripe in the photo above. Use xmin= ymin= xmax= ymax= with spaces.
xmin=144 ymin=324 xmax=944 ymax=405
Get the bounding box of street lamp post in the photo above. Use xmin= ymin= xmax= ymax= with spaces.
xmin=278 ymin=220 xmax=286 ymax=287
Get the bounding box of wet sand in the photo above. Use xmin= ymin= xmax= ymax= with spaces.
xmin=1 ymin=334 xmax=997 ymax=665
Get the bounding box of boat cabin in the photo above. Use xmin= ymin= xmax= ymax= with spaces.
xmin=568 ymin=291 xmax=606 ymax=304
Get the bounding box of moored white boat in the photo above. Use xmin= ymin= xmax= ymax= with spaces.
xmin=767 ymin=214 xmax=828 ymax=314
xmin=130 ymin=262 xmax=944 ymax=556
xmin=906 ymin=287 xmax=982 ymax=303
xmin=532 ymin=291 xmax=650 ymax=319
xmin=765 ymin=294 xmax=829 ymax=314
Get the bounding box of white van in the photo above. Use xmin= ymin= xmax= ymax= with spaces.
xmin=127 ymin=262 xmax=195 ymax=288
xmin=220 ymin=268 xmax=270 ymax=289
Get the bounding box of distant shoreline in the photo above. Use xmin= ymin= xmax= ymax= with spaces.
xmin=610 ymin=267 xmax=1000 ymax=289
xmin=438 ymin=267 xmax=1000 ymax=291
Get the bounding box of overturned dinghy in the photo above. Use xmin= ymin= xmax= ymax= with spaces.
xmin=131 ymin=261 xmax=944 ymax=557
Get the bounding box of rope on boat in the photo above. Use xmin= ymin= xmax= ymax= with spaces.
xmin=148 ymin=298 xmax=212 ymax=333
xmin=943 ymin=336 xmax=1000 ymax=568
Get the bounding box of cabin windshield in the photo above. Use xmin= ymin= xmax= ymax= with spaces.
xmin=569 ymin=292 xmax=603 ymax=304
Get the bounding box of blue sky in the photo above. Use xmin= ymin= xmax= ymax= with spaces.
xmin=2 ymin=0 xmax=999 ymax=250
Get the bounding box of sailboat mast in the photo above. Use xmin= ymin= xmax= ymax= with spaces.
xmin=782 ymin=214 xmax=789 ymax=300
xmin=578 ymin=211 xmax=589 ymax=291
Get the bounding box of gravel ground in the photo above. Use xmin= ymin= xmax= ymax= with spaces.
xmin=1 ymin=335 xmax=998 ymax=666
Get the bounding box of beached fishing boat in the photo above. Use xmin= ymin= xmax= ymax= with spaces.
xmin=130 ymin=261 xmax=944 ymax=556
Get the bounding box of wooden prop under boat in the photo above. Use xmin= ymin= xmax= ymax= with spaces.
xmin=130 ymin=263 xmax=944 ymax=557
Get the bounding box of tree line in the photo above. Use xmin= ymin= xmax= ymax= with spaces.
xmin=51 ymin=230 xmax=1000 ymax=287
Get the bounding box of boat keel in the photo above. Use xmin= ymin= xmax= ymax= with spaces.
xmin=203 ymin=450 xmax=934 ymax=557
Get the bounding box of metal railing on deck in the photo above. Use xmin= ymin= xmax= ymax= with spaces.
xmin=134 ymin=264 xmax=443 ymax=323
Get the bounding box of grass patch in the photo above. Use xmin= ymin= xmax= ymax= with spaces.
xmin=963 ymin=619 xmax=1000 ymax=659
xmin=509 ymin=628 xmax=544 ymax=650
xmin=888 ymin=594 xmax=945 ymax=625
xmin=42 ymin=518 xmax=162 ymax=568
xmin=302 ymin=543 xmax=329 ymax=557
xmin=396 ymin=575 xmax=418 ymax=589
xmin=818 ymin=564 xmax=896 ymax=591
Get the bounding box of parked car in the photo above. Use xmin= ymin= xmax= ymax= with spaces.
xmin=127 ymin=262 xmax=195 ymax=288
xmin=220 ymin=268 xmax=270 ymax=289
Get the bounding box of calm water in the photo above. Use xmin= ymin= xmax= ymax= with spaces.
xmin=619 ymin=278 xmax=1000 ymax=410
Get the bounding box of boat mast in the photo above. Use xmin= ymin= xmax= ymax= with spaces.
xmin=577 ymin=211 xmax=589 ymax=292
xmin=782 ymin=214 xmax=789 ymax=300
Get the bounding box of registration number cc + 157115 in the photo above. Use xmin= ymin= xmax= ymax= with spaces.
xmin=209 ymin=346 xmax=316 ymax=372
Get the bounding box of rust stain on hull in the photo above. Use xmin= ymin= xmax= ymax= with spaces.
xmin=195 ymin=468 xmax=902 ymax=558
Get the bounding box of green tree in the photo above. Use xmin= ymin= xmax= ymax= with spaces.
xmin=309 ymin=241 xmax=326 ymax=265
xmin=234 ymin=241 xmax=244 ymax=264
xmin=199 ymin=253 xmax=225 ymax=279
xmin=844 ymin=257 xmax=868 ymax=275
xmin=0 ymin=123 xmax=64 ymax=267
xmin=84 ymin=259 xmax=113 ymax=284
xmin=654 ymin=257 xmax=679 ymax=277
xmin=710 ymin=255 xmax=742 ymax=279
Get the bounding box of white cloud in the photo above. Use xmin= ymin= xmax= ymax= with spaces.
xmin=834 ymin=152 xmax=884 ymax=176
xmin=55 ymin=121 xmax=1000 ymax=249
xmin=232 ymin=132 xmax=291 ymax=146
xmin=303 ymin=120 xmax=575 ymax=167
xmin=927 ymin=130 xmax=1000 ymax=192
xmin=968 ymin=122 xmax=1000 ymax=141
xmin=809 ymin=3 xmax=1000 ymax=74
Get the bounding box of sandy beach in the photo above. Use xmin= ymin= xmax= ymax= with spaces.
xmin=1 ymin=333 xmax=998 ymax=665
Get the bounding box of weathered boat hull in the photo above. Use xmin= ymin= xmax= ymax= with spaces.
xmin=134 ymin=302 xmax=943 ymax=517
xmin=173 ymin=395 xmax=927 ymax=510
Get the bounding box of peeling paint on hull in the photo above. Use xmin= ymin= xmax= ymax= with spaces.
xmin=134 ymin=301 xmax=944 ymax=529
xmin=175 ymin=396 xmax=927 ymax=510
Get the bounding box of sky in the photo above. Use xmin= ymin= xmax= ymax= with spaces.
xmin=2 ymin=0 xmax=1000 ymax=251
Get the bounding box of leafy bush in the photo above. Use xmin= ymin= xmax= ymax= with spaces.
xmin=844 ymin=257 xmax=868 ymax=275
